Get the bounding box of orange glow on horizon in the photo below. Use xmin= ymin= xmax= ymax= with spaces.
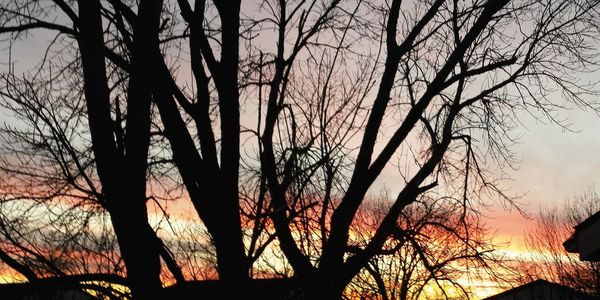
xmin=0 ymin=191 xmax=553 ymax=299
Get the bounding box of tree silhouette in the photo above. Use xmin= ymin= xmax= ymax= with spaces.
xmin=0 ymin=69 xmax=187 ymax=297
xmin=522 ymin=190 xmax=600 ymax=296
xmin=347 ymin=197 xmax=511 ymax=300
xmin=0 ymin=1 xmax=176 ymax=298
xmin=1 ymin=0 xmax=600 ymax=299
xmin=256 ymin=0 xmax=600 ymax=297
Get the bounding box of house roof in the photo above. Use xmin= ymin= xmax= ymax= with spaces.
xmin=575 ymin=211 xmax=600 ymax=231
xmin=484 ymin=279 xmax=598 ymax=300
xmin=564 ymin=210 xmax=600 ymax=261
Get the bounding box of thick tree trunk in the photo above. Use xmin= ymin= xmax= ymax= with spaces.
xmin=196 ymin=186 xmax=249 ymax=297
xmin=108 ymin=192 xmax=162 ymax=300
xmin=77 ymin=1 xmax=165 ymax=298
xmin=211 ymin=202 xmax=249 ymax=298
xmin=213 ymin=244 xmax=249 ymax=298
xmin=211 ymin=1 xmax=249 ymax=296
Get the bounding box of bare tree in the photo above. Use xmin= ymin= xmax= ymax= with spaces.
xmin=256 ymin=0 xmax=600 ymax=298
xmin=0 ymin=73 xmax=124 ymax=295
xmin=0 ymin=1 xmax=180 ymax=297
xmin=2 ymin=1 xmax=600 ymax=299
xmin=0 ymin=1 xmax=281 ymax=298
xmin=0 ymin=58 xmax=187 ymax=297
xmin=522 ymin=190 xmax=600 ymax=296
xmin=346 ymin=197 xmax=510 ymax=300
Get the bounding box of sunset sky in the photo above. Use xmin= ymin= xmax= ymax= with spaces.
xmin=368 ymin=92 xmax=600 ymax=230
xmin=2 ymin=2 xmax=600 ymax=299
xmin=490 ymin=104 xmax=600 ymax=235
xmin=461 ymin=99 xmax=600 ymax=297
xmin=5 ymin=6 xmax=600 ymax=235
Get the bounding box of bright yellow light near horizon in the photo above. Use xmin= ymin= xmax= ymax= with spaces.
xmin=0 ymin=273 xmax=24 ymax=284
xmin=455 ymin=277 xmax=507 ymax=300
xmin=407 ymin=277 xmax=504 ymax=300
xmin=0 ymin=198 xmax=540 ymax=299
xmin=80 ymin=281 xmax=131 ymax=300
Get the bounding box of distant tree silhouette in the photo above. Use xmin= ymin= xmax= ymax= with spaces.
xmin=1 ymin=1 xmax=600 ymax=299
xmin=522 ymin=190 xmax=600 ymax=296
xmin=346 ymin=197 xmax=511 ymax=300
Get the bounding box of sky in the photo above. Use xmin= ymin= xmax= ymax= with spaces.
xmin=511 ymin=110 xmax=600 ymax=206
xmin=3 ymin=3 xmax=600 ymax=299
xmin=3 ymin=0 xmax=600 ymax=225
xmin=366 ymin=95 xmax=600 ymax=243
xmin=496 ymin=106 xmax=600 ymax=231
xmin=367 ymin=104 xmax=600 ymax=298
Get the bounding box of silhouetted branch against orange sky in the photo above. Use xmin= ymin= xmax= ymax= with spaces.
xmin=343 ymin=195 xmax=513 ymax=299
xmin=1 ymin=0 xmax=600 ymax=299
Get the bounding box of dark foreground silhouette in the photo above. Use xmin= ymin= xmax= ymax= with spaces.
xmin=0 ymin=277 xmax=300 ymax=300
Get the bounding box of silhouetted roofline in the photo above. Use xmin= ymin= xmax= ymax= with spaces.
xmin=575 ymin=211 xmax=600 ymax=231
xmin=564 ymin=210 xmax=600 ymax=261
xmin=483 ymin=279 xmax=598 ymax=300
